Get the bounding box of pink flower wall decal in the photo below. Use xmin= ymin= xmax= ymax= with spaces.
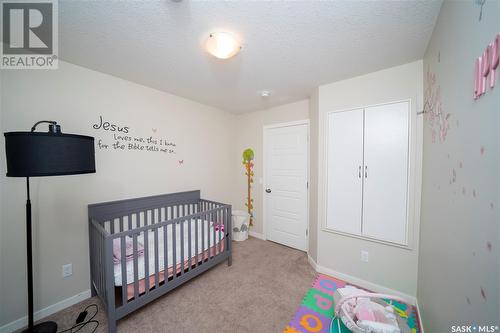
xmin=480 ymin=286 xmax=487 ymax=300
xmin=424 ymin=68 xmax=450 ymax=143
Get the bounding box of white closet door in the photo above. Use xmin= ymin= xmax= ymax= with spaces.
xmin=362 ymin=101 xmax=409 ymax=244
xmin=326 ymin=109 xmax=364 ymax=234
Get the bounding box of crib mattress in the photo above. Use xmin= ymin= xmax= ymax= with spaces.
xmin=114 ymin=219 xmax=224 ymax=287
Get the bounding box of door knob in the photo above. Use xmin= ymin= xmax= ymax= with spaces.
xmin=265 ymin=188 xmax=272 ymax=193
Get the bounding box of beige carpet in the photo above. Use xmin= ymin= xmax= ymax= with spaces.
xmin=40 ymin=237 xmax=316 ymax=333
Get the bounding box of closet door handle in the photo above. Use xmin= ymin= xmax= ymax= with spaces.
xmin=364 ymin=166 xmax=368 ymax=178
xmin=358 ymin=166 xmax=362 ymax=178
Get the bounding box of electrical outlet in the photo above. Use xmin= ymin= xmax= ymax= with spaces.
xmin=361 ymin=251 xmax=369 ymax=263
xmin=62 ymin=263 xmax=72 ymax=278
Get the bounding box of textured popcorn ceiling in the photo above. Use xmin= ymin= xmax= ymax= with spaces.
xmin=59 ymin=1 xmax=442 ymax=113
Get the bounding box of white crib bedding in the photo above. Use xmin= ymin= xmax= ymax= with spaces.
xmin=113 ymin=219 xmax=224 ymax=286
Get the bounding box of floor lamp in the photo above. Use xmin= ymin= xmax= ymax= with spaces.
xmin=4 ymin=121 xmax=95 ymax=333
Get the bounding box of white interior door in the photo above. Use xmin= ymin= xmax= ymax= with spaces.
xmin=362 ymin=102 xmax=409 ymax=244
xmin=326 ymin=109 xmax=364 ymax=234
xmin=264 ymin=123 xmax=308 ymax=251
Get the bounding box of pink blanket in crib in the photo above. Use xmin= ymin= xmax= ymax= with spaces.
xmin=124 ymin=241 xmax=225 ymax=300
xmin=113 ymin=238 xmax=144 ymax=264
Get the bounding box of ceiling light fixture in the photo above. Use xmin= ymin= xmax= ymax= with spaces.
xmin=206 ymin=32 xmax=241 ymax=59
xmin=261 ymin=90 xmax=271 ymax=97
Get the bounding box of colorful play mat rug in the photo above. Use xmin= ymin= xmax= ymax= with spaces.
xmin=283 ymin=274 xmax=421 ymax=333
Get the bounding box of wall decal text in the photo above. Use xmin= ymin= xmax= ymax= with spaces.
xmin=92 ymin=115 xmax=177 ymax=155
xmin=93 ymin=115 xmax=130 ymax=133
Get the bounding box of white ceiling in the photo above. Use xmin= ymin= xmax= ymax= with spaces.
xmin=59 ymin=1 xmax=442 ymax=114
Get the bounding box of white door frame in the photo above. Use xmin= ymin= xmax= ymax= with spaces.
xmin=262 ymin=119 xmax=310 ymax=252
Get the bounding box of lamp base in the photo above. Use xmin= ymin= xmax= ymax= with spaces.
xmin=22 ymin=321 xmax=57 ymax=333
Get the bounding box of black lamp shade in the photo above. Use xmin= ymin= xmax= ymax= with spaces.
xmin=4 ymin=132 xmax=96 ymax=177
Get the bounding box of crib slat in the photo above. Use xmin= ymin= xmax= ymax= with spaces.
xmin=207 ymin=211 xmax=211 ymax=262
xmin=187 ymin=217 xmax=192 ymax=271
xmin=201 ymin=210 xmax=205 ymax=265
xmin=98 ymin=229 xmax=101 ymax=295
xmin=163 ymin=217 xmax=168 ymax=283
xmin=103 ymin=232 xmax=108 ymax=301
xmin=91 ymin=226 xmax=95 ymax=290
xmin=226 ymin=207 xmax=229 ymax=251
xmin=133 ymin=234 xmax=139 ymax=299
xmin=97 ymin=228 xmax=101 ymax=293
xmin=144 ymin=229 xmax=150 ymax=294
xmin=120 ymin=236 xmax=127 ymax=304
xmin=172 ymin=220 xmax=177 ymax=279
xmin=195 ymin=213 xmax=199 ymax=268
xmin=154 ymin=225 xmax=159 ymax=289
xmin=101 ymin=230 xmax=104 ymax=294
xmin=98 ymin=231 xmax=102 ymax=295
xmin=99 ymin=232 xmax=104 ymax=301
xmin=218 ymin=209 xmax=221 ymax=254
xmin=222 ymin=208 xmax=226 ymax=254
xmin=212 ymin=211 xmax=216 ymax=259
xmin=180 ymin=216 xmax=184 ymax=275
xmin=214 ymin=210 xmax=217 ymax=255
xmin=92 ymin=226 xmax=96 ymax=292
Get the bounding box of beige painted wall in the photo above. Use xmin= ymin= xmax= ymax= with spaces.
xmin=0 ymin=61 xmax=237 ymax=326
xmin=233 ymin=100 xmax=309 ymax=236
xmin=418 ymin=1 xmax=499 ymax=330
xmin=0 ymin=72 xmax=5 ymax=324
xmin=314 ymin=61 xmax=423 ymax=297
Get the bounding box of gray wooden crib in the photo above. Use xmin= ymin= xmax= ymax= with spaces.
xmin=88 ymin=190 xmax=232 ymax=332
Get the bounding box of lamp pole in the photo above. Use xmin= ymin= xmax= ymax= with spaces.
xmin=26 ymin=176 xmax=34 ymax=331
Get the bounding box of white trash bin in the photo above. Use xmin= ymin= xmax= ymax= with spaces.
xmin=232 ymin=210 xmax=250 ymax=241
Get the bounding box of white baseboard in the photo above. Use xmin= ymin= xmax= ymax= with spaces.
xmin=316 ymin=264 xmax=417 ymax=305
xmin=308 ymin=255 xmax=424 ymax=328
xmin=0 ymin=289 xmax=91 ymax=333
xmin=306 ymin=256 xmax=416 ymax=306
xmin=415 ymin=298 xmax=425 ymax=333
xmin=307 ymin=254 xmax=318 ymax=270
xmin=249 ymin=231 xmax=266 ymax=240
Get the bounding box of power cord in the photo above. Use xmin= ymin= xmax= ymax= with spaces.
xmin=57 ymin=304 xmax=99 ymax=333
